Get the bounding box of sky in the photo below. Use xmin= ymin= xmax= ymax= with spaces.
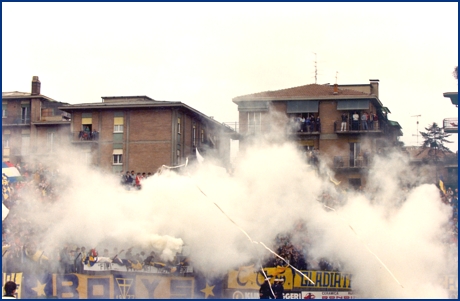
xmin=2 ymin=2 xmax=458 ymax=152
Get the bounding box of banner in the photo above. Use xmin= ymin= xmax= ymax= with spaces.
xmin=2 ymin=273 xmax=22 ymax=299
xmin=3 ymin=272 xmax=457 ymax=299
xmin=227 ymin=267 xmax=352 ymax=290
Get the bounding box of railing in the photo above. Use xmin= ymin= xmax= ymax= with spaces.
xmin=72 ymin=131 xmax=99 ymax=141
xmin=443 ymin=117 xmax=458 ymax=133
xmin=333 ymin=156 xmax=370 ymax=168
xmin=2 ymin=116 xmax=31 ymax=125
xmin=333 ymin=120 xmax=382 ymax=132
xmin=222 ymin=122 xmax=239 ymax=133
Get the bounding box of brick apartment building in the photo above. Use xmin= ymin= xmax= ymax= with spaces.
xmin=232 ymin=79 xmax=403 ymax=189
xmin=59 ymin=96 xmax=235 ymax=174
xmin=2 ymin=76 xmax=71 ymax=165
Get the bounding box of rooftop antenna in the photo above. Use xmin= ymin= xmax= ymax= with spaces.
xmin=411 ymin=114 xmax=421 ymax=144
xmin=313 ymin=52 xmax=317 ymax=84
xmin=335 ymin=71 xmax=339 ymax=84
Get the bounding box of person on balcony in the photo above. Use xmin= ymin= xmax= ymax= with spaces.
xmin=305 ymin=115 xmax=311 ymax=133
xmin=316 ymin=116 xmax=321 ymax=132
xmin=369 ymin=112 xmax=375 ymax=130
xmin=340 ymin=113 xmax=348 ymax=131
xmin=361 ymin=112 xmax=369 ymax=130
xmin=352 ymin=112 xmax=359 ymax=130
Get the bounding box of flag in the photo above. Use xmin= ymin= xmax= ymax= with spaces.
xmin=439 ymin=180 xmax=447 ymax=195
xmin=194 ymin=273 xmax=223 ymax=299
xmin=196 ymin=148 xmax=205 ymax=164
xmin=327 ymin=172 xmax=341 ymax=186
xmin=2 ymin=202 xmax=9 ymax=221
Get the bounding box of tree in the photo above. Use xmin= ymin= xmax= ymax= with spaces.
xmin=454 ymin=66 xmax=458 ymax=80
xmin=418 ymin=122 xmax=453 ymax=158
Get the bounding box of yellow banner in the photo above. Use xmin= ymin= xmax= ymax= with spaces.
xmin=227 ymin=268 xmax=352 ymax=290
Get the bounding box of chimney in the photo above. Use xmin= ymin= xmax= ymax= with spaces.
xmin=31 ymin=76 xmax=41 ymax=95
xmin=369 ymin=79 xmax=379 ymax=97
xmin=333 ymin=83 xmax=338 ymax=95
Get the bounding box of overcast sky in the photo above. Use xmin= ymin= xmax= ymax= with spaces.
xmin=2 ymin=2 xmax=458 ymax=151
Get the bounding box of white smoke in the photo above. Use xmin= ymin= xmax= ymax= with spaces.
xmin=6 ymin=129 xmax=456 ymax=298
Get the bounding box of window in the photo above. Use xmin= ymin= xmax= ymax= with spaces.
xmin=21 ymin=105 xmax=30 ymax=123
xmin=47 ymin=131 xmax=55 ymax=153
xmin=348 ymin=178 xmax=362 ymax=190
xmin=114 ymin=115 xmax=124 ymax=132
xmin=2 ymin=104 xmax=6 ymax=118
xmin=192 ymin=124 xmax=196 ymax=147
xmin=3 ymin=135 xmax=10 ymax=148
xmin=248 ymin=112 xmax=262 ymax=134
xmin=201 ymin=129 xmax=205 ymax=143
xmin=349 ymin=142 xmax=361 ymax=167
xmin=113 ymin=149 xmax=123 ymax=165
xmin=113 ymin=154 xmax=122 ymax=164
xmin=176 ymin=148 xmax=181 ymax=164
xmin=114 ymin=124 xmax=123 ymax=132
xmin=177 ymin=117 xmax=181 ymax=134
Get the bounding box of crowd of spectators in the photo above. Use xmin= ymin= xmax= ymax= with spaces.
xmin=2 ymin=162 xmax=187 ymax=276
xmin=2 ymin=161 xmax=458 ymax=278
xmin=262 ymin=186 xmax=458 ymax=274
xmin=119 ymin=170 xmax=153 ymax=190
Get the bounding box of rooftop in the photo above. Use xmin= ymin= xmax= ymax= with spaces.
xmin=233 ymin=83 xmax=370 ymax=102
xmin=2 ymin=91 xmax=60 ymax=103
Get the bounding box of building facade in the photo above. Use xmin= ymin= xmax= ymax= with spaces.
xmin=59 ymin=96 xmax=235 ymax=174
xmin=232 ymin=79 xmax=403 ymax=189
xmin=2 ymin=76 xmax=71 ymax=165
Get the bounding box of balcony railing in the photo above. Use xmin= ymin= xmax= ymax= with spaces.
xmin=2 ymin=116 xmax=31 ymax=125
xmin=71 ymin=131 xmax=99 ymax=142
xmin=333 ymin=120 xmax=383 ymax=133
xmin=443 ymin=117 xmax=458 ymax=133
xmin=333 ymin=156 xmax=370 ymax=168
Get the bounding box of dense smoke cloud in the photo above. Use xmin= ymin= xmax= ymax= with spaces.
xmin=6 ymin=127 xmax=456 ymax=298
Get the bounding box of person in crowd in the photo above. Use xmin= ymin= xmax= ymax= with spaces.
xmin=124 ymin=171 xmax=133 ymax=189
xmin=300 ymin=115 xmax=306 ymax=132
xmin=369 ymin=112 xmax=375 ymax=130
xmin=60 ymin=246 xmax=72 ymax=274
xmin=135 ymin=173 xmax=142 ymax=190
xmin=340 ymin=113 xmax=348 ymax=131
xmin=352 ymin=111 xmax=359 ymax=130
xmin=316 ymin=116 xmax=321 ymax=132
xmin=144 ymin=251 xmax=157 ymax=266
xmin=309 ymin=115 xmax=315 ymax=133
xmin=259 ymin=277 xmax=274 ymax=299
xmin=120 ymin=171 xmax=126 ymax=186
xmin=273 ymin=279 xmax=284 ymax=299
xmin=2 ymin=281 xmax=17 ymax=299
xmin=361 ymin=112 xmax=368 ymax=130
xmin=130 ymin=171 xmax=136 ymax=186
xmin=305 ymin=115 xmax=311 ymax=133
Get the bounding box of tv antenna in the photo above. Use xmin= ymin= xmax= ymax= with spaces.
xmin=313 ymin=52 xmax=317 ymax=84
xmin=411 ymin=114 xmax=421 ymax=144
xmin=335 ymin=71 xmax=339 ymax=84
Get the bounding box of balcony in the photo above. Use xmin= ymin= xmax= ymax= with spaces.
xmin=333 ymin=156 xmax=370 ymax=169
xmin=2 ymin=116 xmax=31 ymax=126
xmin=443 ymin=117 xmax=458 ymax=133
xmin=334 ymin=120 xmax=384 ymax=135
xmin=71 ymin=131 xmax=99 ymax=143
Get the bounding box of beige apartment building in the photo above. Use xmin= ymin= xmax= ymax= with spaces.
xmin=232 ymin=79 xmax=403 ymax=189
xmin=2 ymin=76 xmax=71 ymax=165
